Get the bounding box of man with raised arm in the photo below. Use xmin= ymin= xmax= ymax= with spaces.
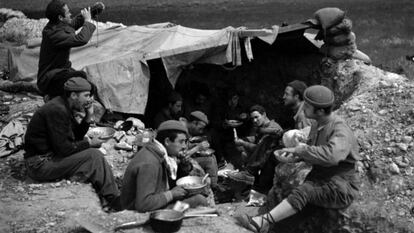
xmin=37 ymin=0 xmax=98 ymax=99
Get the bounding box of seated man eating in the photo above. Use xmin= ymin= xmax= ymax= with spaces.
xmin=228 ymin=105 xmax=283 ymax=197
xmin=183 ymin=111 xmax=218 ymax=189
xmin=121 ymin=120 xmax=208 ymax=212
xmin=24 ymin=77 xmax=120 ymax=210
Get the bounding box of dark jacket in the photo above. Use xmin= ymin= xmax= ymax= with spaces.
xmin=24 ymin=96 xmax=90 ymax=158
xmin=121 ymin=142 xmax=192 ymax=212
xmin=37 ymin=17 xmax=96 ymax=92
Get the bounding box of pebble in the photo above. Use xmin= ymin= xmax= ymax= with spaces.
xmin=356 ymin=161 xmax=365 ymax=173
xmin=396 ymin=143 xmax=408 ymax=152
xmin=348 ymin=105 xmax=361 ymax=111
xmin=389 ymin=162 xmax=400 ymax=174
xmin=397 ymin=161 xmax=409 ymax=168
xmin=378 ymin=109 xmax=388 ymax=115
xmin=56 ymin=211 xmax=65 ymax=217
xmin=405 ymin=167 xmax=413 ymax=176
xmin=379 ymin=80 xmax=391 ymax=88
xmin=402 ymin=136 xmax=413 ymax=144
xmin=394 ymin=156 xmax=403 ymax=163
xmin=3 ymin=95 xmax=14 ymax=101
xmin=385 ymin=147 xmax=394 ymax=154
xmin=388 ymin=176 xmax=404 ymax=193
xmin=46 ymin=222 xmax=56 ymax=227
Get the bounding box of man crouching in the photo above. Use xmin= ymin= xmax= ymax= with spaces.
xmin=24 ymin=77 xmax=120 ymax=210
xmin=121 ymin=120 xmax=208 ymax=212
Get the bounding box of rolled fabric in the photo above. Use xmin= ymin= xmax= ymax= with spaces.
xmin=314 ymin=7 xmax=346 ymax=31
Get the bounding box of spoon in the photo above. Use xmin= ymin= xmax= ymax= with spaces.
xmin=201 ymin=173 xmax=209 ymax=184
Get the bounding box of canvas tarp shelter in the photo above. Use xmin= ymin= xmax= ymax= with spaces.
xmin=8 ymin=22 xmax=315 ymax=114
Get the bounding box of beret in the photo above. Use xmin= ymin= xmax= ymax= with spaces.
xmin=303 ymin=85 xmax=334 ymax=108
xmin=157 ymin=120 xmax=188 ymax=134
xmin=64 ymin=77 xmax=92 ymax=92
xmin=190 ymin=111 xmax=209 ymax=125
xmin=287 ymin=80 xmax=308 ymax=96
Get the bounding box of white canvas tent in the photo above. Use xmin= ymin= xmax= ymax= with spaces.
xmin=8 ymin=22 xmax=317 ymax=114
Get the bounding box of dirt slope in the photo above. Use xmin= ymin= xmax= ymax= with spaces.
xmin=333 ymin=60 xmax=414 ymax=232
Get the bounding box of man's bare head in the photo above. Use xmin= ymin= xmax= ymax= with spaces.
xmin=45 ymin=0 xmax=69 ymax=23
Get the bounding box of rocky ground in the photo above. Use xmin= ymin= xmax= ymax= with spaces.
xmin=1 ymin=60 xmax=414 ymax=233
xmin=328 ymin=61 xmax=414 ymax=233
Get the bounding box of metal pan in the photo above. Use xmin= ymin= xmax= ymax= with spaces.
xmin=114 ymin=208 xmax=218 ymax=232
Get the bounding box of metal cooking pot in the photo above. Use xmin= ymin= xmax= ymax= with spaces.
xmin=149 ymin=209 xmax=184 ymax=232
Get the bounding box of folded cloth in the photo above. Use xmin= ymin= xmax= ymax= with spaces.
xmin=226 ymin=28 xmax=243 ymax=66
xmin=314 ymin=7 xmax=345 ymax=31
xmin=154 ymin=139 xmax=178 ymax=180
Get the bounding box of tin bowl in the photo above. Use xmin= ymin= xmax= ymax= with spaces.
xmin=176 ymin=176 xmax=208 ymax=195
xmin=87 ymin=127 xmax=116 ymax=141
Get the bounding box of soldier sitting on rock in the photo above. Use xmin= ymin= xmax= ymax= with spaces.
xmin=24 ymin=77 xmax=120 ymax=211
xmin=235 ymin=85 xmax=361 ymax=232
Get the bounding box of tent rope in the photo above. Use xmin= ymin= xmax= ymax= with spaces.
xmin=95 ymin=15 xmax=99 ymax=47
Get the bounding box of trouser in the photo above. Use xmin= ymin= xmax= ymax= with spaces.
xmin=251 ymin=155 xmax=277 ymax=194
xmin=262 ymin=177 xmax=358 ymax=233
xmin=286 ymin=176 xmax=358 ymax=211
xmin=26 ymin=148 xmax=119 ymax=201
xmin=266 ymin=162 xmax=313 ymax=208
xmin=193 ymin=155 xmax=218 ymax=189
